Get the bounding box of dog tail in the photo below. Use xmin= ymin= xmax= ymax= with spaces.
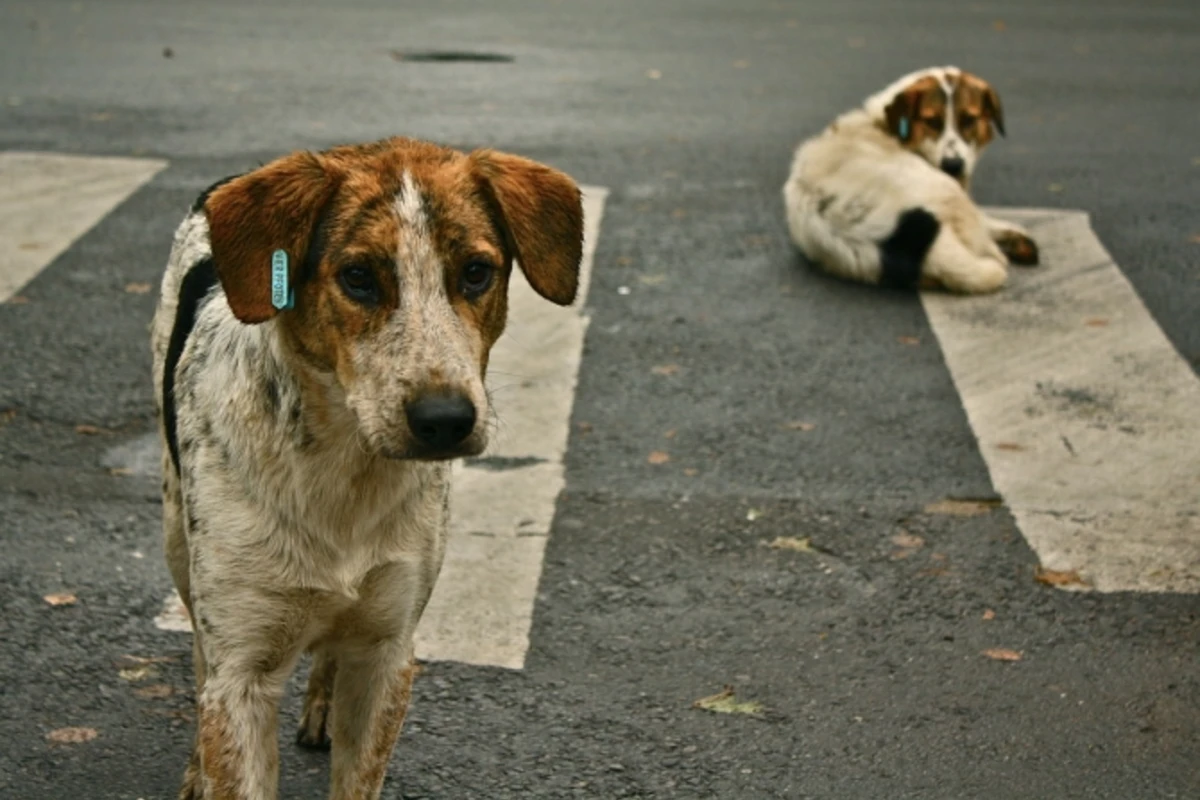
xmin=877 ymin=208 xmax=940 ymax=289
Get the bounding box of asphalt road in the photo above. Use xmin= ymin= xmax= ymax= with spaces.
xmin=1 ymin=1 xmax=1198 ymax=798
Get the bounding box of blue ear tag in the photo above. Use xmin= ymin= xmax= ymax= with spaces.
xmin=271 ymin=249 xmax=294 ymax=311
xmin=898 ymin=117 xmax=910 ymax=141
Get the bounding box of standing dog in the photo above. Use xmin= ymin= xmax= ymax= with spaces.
xmin=783 ymin=66 xmax=1039 ymax=293
xmin=151 ymin=137 xmax=583 ymax=799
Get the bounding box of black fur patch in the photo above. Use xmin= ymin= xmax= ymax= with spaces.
xmin=163 ymin=258 xmax=218 ymax=476
xmin=878 ymin=208 xmax=940 ymax=289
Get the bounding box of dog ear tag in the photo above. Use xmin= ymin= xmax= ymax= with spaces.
xmin=271 ymin=249 xmax=294 ymax=311
xmin=898 ymin=117 xmax=910 ymax=141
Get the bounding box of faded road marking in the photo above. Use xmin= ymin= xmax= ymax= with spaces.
xmin=0 ymin=152 xmax=167 ymax=302
xmin=923 ymin=208 xmax=1200 ymax=593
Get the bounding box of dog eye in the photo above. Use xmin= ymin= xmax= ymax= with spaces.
xmin=959 ymin=114 xmax=977 ymax=127
xmin=460 ymin=260 xmax=495 ymax=299
xmin=338 ymin=265 xmax=380 ymax=305
xmin=926 ymin=116 xmax=945 ymax=131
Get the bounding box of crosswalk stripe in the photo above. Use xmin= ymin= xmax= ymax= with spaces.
xmin=414 ymin=186 xmax=609 ymax=668
xmin=922 ymin=208 xmax=1200 ymax=593
xmin=0 ymin=152 xmax=167 ymax=302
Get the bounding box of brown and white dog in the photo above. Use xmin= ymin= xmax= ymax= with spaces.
xmin=151 ymin=138 xmax=583 ymax=799
xmin=783 ymin=66 xmax=1039 ymax=293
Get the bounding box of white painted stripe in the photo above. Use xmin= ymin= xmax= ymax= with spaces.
xmin=923 ymin=208 xmax=1200 ymax=593
xmin=414 ymin=185 xmax=608 ymax=668
xmin=0 ymin=152 xmax=167 ymax=302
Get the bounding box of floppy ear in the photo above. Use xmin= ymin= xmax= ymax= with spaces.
xmin=471 ymin=150 xmax=584 ymax=306
xmin=982 ymin=84 xmax=1006 ymax=137
xmin=884 ymin=87 xmax=923 ymax=142
xmin=203 ymin=151 xmax=339 ymax=324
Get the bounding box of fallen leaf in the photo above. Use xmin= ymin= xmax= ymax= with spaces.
xmin=108 ymin=467 xmax=134 ymax=477
xmin=918 ymin=566 xmax=950 ymax=578
xmin=124 ymin=282 xmax=152 ymax=294
xmin=982 ymin=608 xmax=996 ymax=621
xmin=116 ymin=654 xmax=176 ymax=668
xmin=43 ymin=592 xmax=77 ymax=607
xmin=134 ymin=684 xmax=175 ymax=699
xmin=1084 ymin=317 xmax=1109 ymax=327
xmin=891 ymin=532 xmax=924 ymax=549
xmin=645 ymin=68 xmax=662 ymax=80
xmin=745 ymin=508 xmax=763 ymax=521
xmin=651 ymin=364 xmax=681 ymax=376
xmin=693 ymin=686 xmax=764 ymax=716
xmin=766 ymin=536 xmax=811 ymax=552
xmin=1047 ymin=183 xmax=1065 ymax=193
xmin=930 ymin=552 xmax=947 ymax=562
xmin=576 ymin=421 xmax=593 ymax=434
xmin=1034 ymin=567 xmax=1090 ymax=588
xmin=782 ymin=420 xmax=816 ymax=432
xmin=46 ymin=727 xmax=98 ymax=744
xmin=74 ymin=424 xmax=105 ymax=435
xmin=683 ymin=468 xmax=698 ymax=477
xmin=995 ymin=442 xmax=1025 ymax=451
xmin=991 ymin=20 xmax=1007 ymax=31
xmin=662 ymin=429 xmax=677 ymax=439
xmin=981 ymin=648 xmax=1022 ymax=662
xmin=119 ymin=665 xmax=158 ymax=682
xmin=897 ymin=336 xmax=920 ymax=346
xmin=924 ymin=498 xmax=1001 ymax=517
xmin=647 ymin=450 xmax=670 ymax=465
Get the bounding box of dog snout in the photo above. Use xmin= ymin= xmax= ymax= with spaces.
xmin=939 ymin=157 xmax=966 ymax=179
xmin=405 ymin=393 xmax=477 ymax=452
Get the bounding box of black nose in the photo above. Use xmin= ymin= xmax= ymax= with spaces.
xmin=940 ymin=157 xmax=966 ymax=178
xmin=406 ymin=394 xmax=476 ymax=450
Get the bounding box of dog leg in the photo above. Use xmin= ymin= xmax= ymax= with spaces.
xmin=983 ymin=215 xmax=1039 ymax=266
xmin=328 ymin=642 xmax=418 ymax=800
xmin=923 ymin=227 xmax=1008 ymax=294
xmin=296 ymin=648 xmax=337 ymax=750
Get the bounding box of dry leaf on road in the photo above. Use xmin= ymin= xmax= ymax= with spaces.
xmin=124 ymin=282 xmax=152 ymax=294
xmin=782 ymin=420 xmax=816 ymax=432
xmin=693 ymin=686 xmax=764 ymax=716
xmin=766 ymin=536 xmax=811 ymax=552
xmin=74 ymin=424 xmax=105 ymax=435
xmin=647 ymin=451 xmax=670 ymax=465
xmin=897 ymin=336 xmax=921 ymax=346
xmin=134 ymin=684 xmax=175 ymax=699
xmin=1034 ymin=567 xmax=1090 ymax=588
xmin=982 ymin=609 xmax=996 ymax=621
xmin=924 ymin=498 xmax=1001 ymax=517
xmin=651 ymin=364 xmax=681 ymax=376
xmin=982 ymin=648 xmax=1023 ymax=662
xmin=43 ymin=592 xmax=77 ymax=607
xmin=46 ymin=727 xmax=98 ymax=744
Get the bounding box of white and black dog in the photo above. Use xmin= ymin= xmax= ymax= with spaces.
xmin=783 ymin=66 xmax=1039 ymax=294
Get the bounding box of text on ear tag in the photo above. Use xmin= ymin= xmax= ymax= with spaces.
xmin=898 ymin=117 xmax=910 ymax=141
xmin=271 ymin=249 xmax=294 ymax=311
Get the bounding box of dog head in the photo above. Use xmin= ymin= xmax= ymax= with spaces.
xmin=869 ymin=66 xmax=1006 ymax=188
xmin=202 ymin=138 xmax=584 ymax=461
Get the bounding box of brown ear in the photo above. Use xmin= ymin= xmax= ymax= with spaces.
xmin=203 ymin=151 xmax=339 ymax=323
xmin=884 ymin=87 xmax=922 ymax=141
xmin=982 ymin=85 xmax=1006 ymax=137
xmin=471 ymin=150 xmax=584 ymax=306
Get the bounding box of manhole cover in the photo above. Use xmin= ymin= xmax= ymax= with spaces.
xmin=390 ymin=50 xmax=514 ymax=63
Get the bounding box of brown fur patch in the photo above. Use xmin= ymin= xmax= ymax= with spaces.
xmin=955 ymin=71 xmax=1005 ymax=143
xmin=354 ymin=662 xmax=419 ymax=798
xmin=883 ymin=76 xmax=947 ymax=151
xmin=197 ymin=700 xmax=244 ymax=800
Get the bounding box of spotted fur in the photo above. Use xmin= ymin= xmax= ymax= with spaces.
xmin=783 ymin=66 xmax=1040 ymax=294
xmin=151 ymin=136 xmax=584 ymax=799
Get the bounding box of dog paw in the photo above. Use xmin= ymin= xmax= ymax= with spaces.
xmin=996 ymin=231 xmax=1039 ymax=266
xmin=296 ymin=699 xmax=332 ymax=751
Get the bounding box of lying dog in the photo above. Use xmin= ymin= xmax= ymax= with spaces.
xmin=151 ymin=138 xmax=583 ymax=799
xmin=783 ymin=66 xmax=1039 ymax=293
